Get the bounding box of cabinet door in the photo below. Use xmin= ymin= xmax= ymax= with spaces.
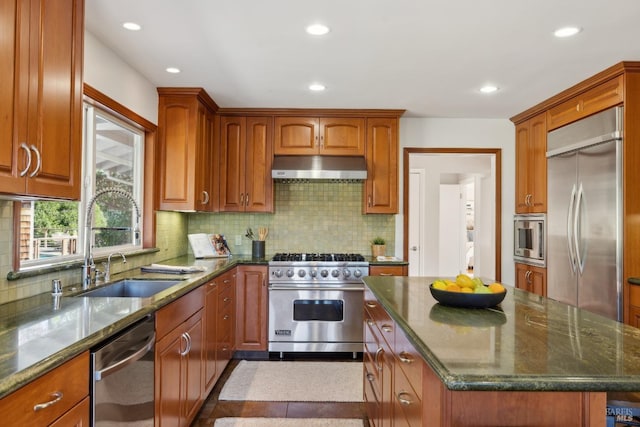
xmin=49 ymin=396 xmax=90 ymax=427
xmin=245 ymin=116 xmax=273 ymax=212
xmin=156 ymin=325 xmax=183 ymax=427
xmin=235 ymin=265 xmax=268 ymax=350
xmin=515 ymin=113 xmax=546 ymax=213
xmin=365 ymin=118 xmax=398 ymax=214
xmin=274 ymin=117 xmax=319 ymax=155
xmin=219 ymin=116 xmax=246 ymax=211
xmin=195 ymin=105 xmax=215 ymax=211
xmin=0 ymin=0 xmax=22 ymax=193
xmin=320 ymin=117 xmax=365 ymax=156
xmin=515 ymin=262 xmax=546 ymax=296
xmin=182 ymin=311 xmax=204 ymax=425
xmin=370 ymin=265 xmax=407 ymax=276
xmin=25 ymin=0 xmax=83 ymax=200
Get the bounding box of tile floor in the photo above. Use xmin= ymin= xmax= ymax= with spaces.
xmin=192 ymin=355 xmax=369 ymax=426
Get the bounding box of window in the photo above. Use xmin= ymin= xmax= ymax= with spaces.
xmin=18 ymin=102 xmax=144 ymax=269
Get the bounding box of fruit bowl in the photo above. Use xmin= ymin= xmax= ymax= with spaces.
xmin=429 ymin=284 xmax=507 ymax=308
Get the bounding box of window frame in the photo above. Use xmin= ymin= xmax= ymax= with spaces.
xmin=12 ymin=85 xmax=158 ymax=272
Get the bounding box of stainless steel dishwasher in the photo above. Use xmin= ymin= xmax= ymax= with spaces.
xmin=91 ymin=315 xmax=155 ymax=426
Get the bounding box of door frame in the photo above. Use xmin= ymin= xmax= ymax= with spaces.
xmin=403 ymin=147 xmax=502 ymax=281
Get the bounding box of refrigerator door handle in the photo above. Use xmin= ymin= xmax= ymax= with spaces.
xmin=574 ymin=182 xmax=585 ymax=275
xmin=567 ymin=184 xmax=578 ymax=273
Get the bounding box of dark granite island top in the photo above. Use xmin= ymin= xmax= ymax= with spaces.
xmin=363 ymin=275 xmax=640 ymax=393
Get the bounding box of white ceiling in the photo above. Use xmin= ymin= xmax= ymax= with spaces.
xmin=85 ymin=0 xmax=640 ymax=119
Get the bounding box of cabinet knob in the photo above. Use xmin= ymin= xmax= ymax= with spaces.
xmin=398 ymin=351 xmax=414 ymax=364
xmin=381 ymin=324 xmax=393 ymax=333
xmin=397 ymin=391 xmax=413 ymax=406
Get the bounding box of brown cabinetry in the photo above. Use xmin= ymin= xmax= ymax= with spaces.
xmin=365 ymin=118 xmax=399 ymax=214
xmin=235 ymin=265 xmax=268 ymax=351
xmin=274 ymin=117 xmax=365 ymax=156
xmin=157 ymin=88 xmax=218 ymax=211
xmin=515 ymin=112 xmax=547 ymax=213
xmin=0 ymin=0 xmax=84 ymax=200
xmin=515 ymin=262 xmax=546 ymax=296
xmin=155 ymin=287 xmax=205 ymax=427
xmin=216 ymin=269 xmax=236 ymax=374
xmin=219 ymin=116 xmax=273 ymax=212
xmin=546 ymin=75 xmax=624 ymax=131
xmin=0 ymin=352 xmax=89 ymax=427
xmin=370 ymin=265 xmax=408 ymax=276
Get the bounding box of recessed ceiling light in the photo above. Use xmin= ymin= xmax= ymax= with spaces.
xmin=309 ymin=83 xmax=326 ymax=91
xmin=122 ymin=22 xmax=141 ymax=31
xmin=554 ymin=26 xmax=582 ymax=38
xmin=306 ymin=24 xmax=330 ymax=36
xmin=480 ymin=85 xmax=498 ymax=94
xmin=166 ymin=67 xmax=181 ymax=74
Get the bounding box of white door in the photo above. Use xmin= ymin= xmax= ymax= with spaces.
xmin=438 ymin=184 xmax=465 ymax=276
xmin=408 ymin=170 xmax=424 ymax=275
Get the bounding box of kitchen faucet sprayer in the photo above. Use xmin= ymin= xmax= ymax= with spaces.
xmin=82 ymin=187 xmax=141 ymax=289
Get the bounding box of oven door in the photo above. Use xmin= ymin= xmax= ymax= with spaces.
xmin=268 ymin=285 xmax=363 ymax=352
xmin=514 ymin=215 xmax=546 ymax=266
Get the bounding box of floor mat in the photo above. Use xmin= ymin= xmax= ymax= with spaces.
xmin=218 ymin=360 xmax=363 ymax=402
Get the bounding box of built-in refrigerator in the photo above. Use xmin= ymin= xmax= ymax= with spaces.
xmin=546 ymin=106 xmax=623 ymax=321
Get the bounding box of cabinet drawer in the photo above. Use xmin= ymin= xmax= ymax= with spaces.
xmin=547 ymin=75 xmax=623 ymax=130
xmin=370 ymin=265 xmax=406 ymax=276
xmin=156 ymin=287 xmax=205 ymax=339
xmin=0 ymin=352 xmax=89 ymax=427
xmin=218 ymin=283 xmax=234 ymax=309
xmin=394 ymin=364 xmax=422 ymax=427
xmin=395 ymin=329 xmax=423 ymax=400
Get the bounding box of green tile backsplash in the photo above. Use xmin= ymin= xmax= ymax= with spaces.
xmin=188 ymin=181 xmax=395 ymax=256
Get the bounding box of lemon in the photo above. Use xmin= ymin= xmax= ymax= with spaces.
xmin=455 ymin=274 xmax=474 ymax=289
xmin=432 ymin=280 xmax=447 ymax=291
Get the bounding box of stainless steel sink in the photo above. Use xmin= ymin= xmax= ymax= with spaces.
xmin=76 ymin=279 xmax=183 ymax=298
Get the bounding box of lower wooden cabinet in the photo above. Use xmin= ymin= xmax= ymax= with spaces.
xmin=370 ymin=265 xmax=408 ymax=276
xmin=0 ymin=352 xmax=89 ymax=427
xmin=217 ymin=269 xmax=236 ymax=373
xmin=155 ymin=287 xmax=205 ymax=427
xmin=515 ymin=262 xmax=546 ymax=296
xmin=235 ymin=265 xmax=268 ymax=350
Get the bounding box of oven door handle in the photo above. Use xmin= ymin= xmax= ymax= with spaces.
xmin=268 ymin=285 xmax=364 ymax=291
xmin=94 ymin=332 xmax=155 ymax=381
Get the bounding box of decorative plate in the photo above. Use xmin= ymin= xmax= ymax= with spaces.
xmin=429 ymin=284 xmax=506 ymax=309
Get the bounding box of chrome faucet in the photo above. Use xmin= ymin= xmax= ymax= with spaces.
xmin=104 ymin=252 xmax=126 ymax=282
xmin=82 ymin=187 xmax=141 ymax=289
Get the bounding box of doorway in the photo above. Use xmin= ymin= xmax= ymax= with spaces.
xmin=403 ymin=148 xmax=501 ymax=281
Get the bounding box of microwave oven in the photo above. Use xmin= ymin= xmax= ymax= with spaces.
xmin=514 ymin=214 xmax=545 ymax=267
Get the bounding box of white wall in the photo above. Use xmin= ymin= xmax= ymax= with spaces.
xmin=398 ymin=117 xmax=516 ymax=286
xmin=84 ymin=31 xmax=158 ymax=124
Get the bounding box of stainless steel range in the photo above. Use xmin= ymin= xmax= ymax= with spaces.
xmin=268 ymin=253 xmax=369 ymax=355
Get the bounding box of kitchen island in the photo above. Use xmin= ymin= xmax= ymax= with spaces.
xmin=363 ymin=276 xmax=640 ymax=426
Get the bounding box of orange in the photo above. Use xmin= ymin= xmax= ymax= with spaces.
xmin=460 ymin=287 xmax=472 ymax=293
xmin=488 ymin=283 xmax=506 ymax=293
xmin=446 ymin=284 xmax=462 ymax=292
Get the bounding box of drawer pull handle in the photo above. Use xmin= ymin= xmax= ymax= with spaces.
xmin=374 ymin=347 xmax=384 ymax=371
xmin=381 ymin=324 xmax=393 ymax=333
xmin=398 ymin=351 xmax=414 ymax=364
xmin=223 ymin=279 xmax=231 ymax=284
xmin=366 ymin=319 xmax=374 ymax=326
xmin=365 ymin=302 xmax=377 ymax=308
xmin=19 ymin=143 xmax=32 ymax=177
xmin=397 ymin=391 xmax=413 ymax=406
xmin=33 ymin=391 xmax=63 ymax=412
xmin=379 ymin=273 xmax=393 ymax=276
xmin=366 ymin=373 xmax=375 ymax=382
xmin=180 ymin=332 xmax=191 ymax=356
xmin=224 ymin=297 xmax=231 ymax=302
xmin=223 ymin=314 xmax=230 ymax=320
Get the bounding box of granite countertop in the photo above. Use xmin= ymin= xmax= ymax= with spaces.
xmin=364 ymin=276 xmax=640 ymax=392
xmin=0 ymin=255 xmax=266 ymax=399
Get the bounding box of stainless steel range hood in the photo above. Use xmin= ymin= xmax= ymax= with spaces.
xmin=271 ymin=155 xmax=367 ymax=180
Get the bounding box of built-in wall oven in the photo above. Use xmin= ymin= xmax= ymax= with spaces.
xmin=91 ymin=315 xmax=155 ymax=426
xmin=514 ymin=214 xmax=546 ymax=266
xmin=268 ymin=253 xmax=368 ymax=356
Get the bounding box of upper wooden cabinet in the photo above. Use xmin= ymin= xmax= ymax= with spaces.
xmin=0 ymin=0 xmax=84 ymax=200
xmin=274 ymin=117 xmax=365 ymax=156
xmin=515 ymin=112 xmax=546 ymax=213
xmin=157 ymin=88 xmax=218 ymax=212
xmin=364 ymin=117 xmax=398 ymax=214
xmin=546 ymin=75 xmax=623 ymax=131
xmin=219 ymin=116 xmax=273 ymax=212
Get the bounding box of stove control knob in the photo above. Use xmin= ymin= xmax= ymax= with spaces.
xmin=298 ymin=269 xmax=306 ymax=278
xmin=353 ymin=269 xmax=363 ymax=278
xmin=320 ymin=269 xmax=329 ymax=278
xmin=309 ymin=269 xmax=318 ymax=278
xmin=273 ymin=269 xmax=283 ymax=278
xmin=343 ymin=269 xmax=351 ymax=278
xmin=331 ymin=269 xmax=340 ymax=278
xmin=286 ymin=269 xmax=295 ymax=278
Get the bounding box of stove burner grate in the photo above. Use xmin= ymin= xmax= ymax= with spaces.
xmin=271 ymin=253 xmax=365 ymax=262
